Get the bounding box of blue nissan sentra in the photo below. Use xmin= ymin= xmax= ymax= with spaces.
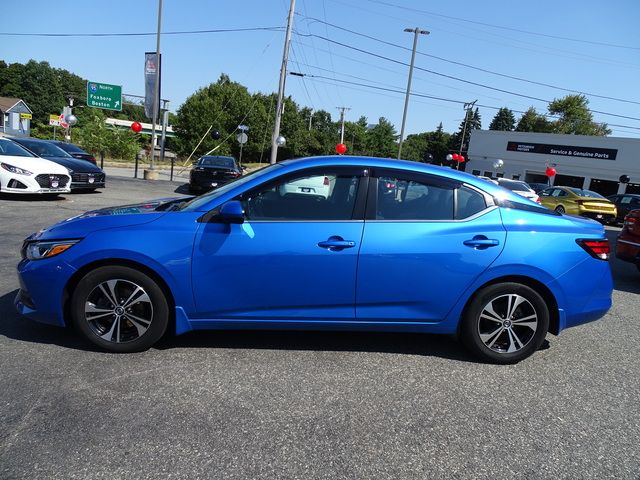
xmin=15 ymin=156 xmax=613 ymax=363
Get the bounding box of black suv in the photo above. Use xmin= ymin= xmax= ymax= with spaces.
xmin=189 ymin=155 xmax=242 ymax=194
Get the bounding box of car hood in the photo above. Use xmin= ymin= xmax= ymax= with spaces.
xmin=1 ymin=155 xmax=70 ymax=175
xmin=27 ymin=197 xmax=188 ymax=241
xmin=38 ymin=155 xmax=103 ymax=173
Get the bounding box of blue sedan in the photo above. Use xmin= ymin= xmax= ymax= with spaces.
xmin=15 ymin=156 xmax=613 ymax=363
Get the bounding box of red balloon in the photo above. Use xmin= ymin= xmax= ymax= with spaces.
xmin=457 ymin=155 xmax=465 ymax=162
xmin=451 ymin=154 xmax=459 ymax=162
xmin=131 ymin=121 xmax=142 ymax=133
xmin=545 ymin=167 xmax=557 ymax=177
xmin=336 ymin=143 xmax=347 ymax=155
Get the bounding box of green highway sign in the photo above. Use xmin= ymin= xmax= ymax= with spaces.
xmin=87 ymin=81 xmax=122 ymax=111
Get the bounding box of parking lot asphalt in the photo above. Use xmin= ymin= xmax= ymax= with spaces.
xmin=0 ymin=175 xmax=639 ymax=479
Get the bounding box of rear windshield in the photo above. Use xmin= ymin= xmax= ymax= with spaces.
xmin=198 ymin=156 xmax=236 ymax=168
xmin=0 ymin=139 xmax=36 ymax=157
xmin=14 ymin=139 xmax=72 ymax=158
xmin=568 ymin=188 xmax=605 ymax=199
xmin=56 ymin=142 xmax=86 ymax=154
xmin=499 ymin=179 xmax=531 ymax=192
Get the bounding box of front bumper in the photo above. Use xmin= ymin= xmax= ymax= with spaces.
xmin=70 ymin=172 xmax=106 ymax=190
xmin=15 ymin=257 xmax=78 ymax=327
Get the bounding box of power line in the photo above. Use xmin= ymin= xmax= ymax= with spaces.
xmin=290 ymin=71 xmax=640 ymax=131
xmin=298 ymin=14 xmax=640 ymax=106
xmin=295 ymin=31 xmax=640 ymax=123
xmin=0 ymin=27 xmax=284 ymax=37
xmin=364 ymin=0 xmax=640 ymax=51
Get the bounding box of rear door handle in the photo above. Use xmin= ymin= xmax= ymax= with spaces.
xmin=318 ymin=235 xmax=356 ymax=251
xmin=463 ymin=235 xmax=500 ymax=250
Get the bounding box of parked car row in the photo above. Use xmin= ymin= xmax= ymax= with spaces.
xmin=0 ymin=136 xmax=105 ymax=196
xmin=484 ymin=176 xmax=640 ymax=273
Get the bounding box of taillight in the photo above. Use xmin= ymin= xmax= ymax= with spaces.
xmin=576 ymin=239 xmax=610 ymax=260
xmin=624 ymin=215 xmax=637 ymax=226
xmin=323 ymin=176 xmax=330 ymax=186
xmin=88 ymin=156 xmax=97 ymax=165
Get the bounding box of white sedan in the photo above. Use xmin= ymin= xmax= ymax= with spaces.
xmin=0 ymin=137 xmax=71 ymax=195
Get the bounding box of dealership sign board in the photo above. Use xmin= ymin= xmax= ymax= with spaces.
xmin=507 ymin=141 xmax=618 ymax=160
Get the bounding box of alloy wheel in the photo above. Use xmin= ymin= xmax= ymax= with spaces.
xmin=477 ymin=293 xmax=538 ymax=354
xmin=84 ymin=279 xmax=154 ymax=344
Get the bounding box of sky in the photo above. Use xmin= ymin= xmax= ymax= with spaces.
xmin=2 ymin=0 xmax=639 ymax=140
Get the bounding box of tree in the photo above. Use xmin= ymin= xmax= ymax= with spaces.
xmin=515 ymin=107 xmax=553 ymax=133
xmin=489 ymin=107 xmax=516 ymax=131
xmin=548 ymin=94 xmax=610 ymax=136
xmin=364 ymin=117 xmax=398 ymax=158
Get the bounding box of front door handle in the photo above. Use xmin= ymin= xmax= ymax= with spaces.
xmin=318 ymin=235 xmax=356 ymax=251
xmin=463 ymin=235 xmax=500 ymax=250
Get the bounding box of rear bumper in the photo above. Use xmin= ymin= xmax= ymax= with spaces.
xmin=615 ymin=237 xmax=640 ymax=264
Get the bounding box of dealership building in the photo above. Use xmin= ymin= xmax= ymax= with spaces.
xmin=466 ymin=130 xmax=640 ymax=196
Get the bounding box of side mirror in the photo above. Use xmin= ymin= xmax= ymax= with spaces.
xmin=216 ymin=200 xmax=245 ymax=224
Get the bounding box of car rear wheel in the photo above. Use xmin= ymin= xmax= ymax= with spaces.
xmin=555 ymin=205 xmax=565 ymax=214
xmin=70 ymin=266 xmax=169 ymax=353
xmin=460 ymin=283 xmax=549 ymax=364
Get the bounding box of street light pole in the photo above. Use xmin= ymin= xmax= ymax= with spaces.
xmin=398 ymin=27 xmax=429 ymax=160
xmin=270 ymin=0 xmax=296 ymax=165
xmin=149 ymin=0 xmax=163 ymax=174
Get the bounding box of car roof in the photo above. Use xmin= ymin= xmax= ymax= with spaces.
xmin=279 ymin=156 xmax=518 ymax=195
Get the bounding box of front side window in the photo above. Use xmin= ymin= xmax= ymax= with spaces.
xmin=242 ymin=170 xmax=361 ymax=221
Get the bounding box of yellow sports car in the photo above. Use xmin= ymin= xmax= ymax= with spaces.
xmin=539 ymin=186 xmax=617 ymax=223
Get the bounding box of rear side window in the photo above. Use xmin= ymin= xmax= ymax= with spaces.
xmin=375 ymin=176 xmax=454 ymax=220
xmin=455 ymin=186 xmax=487 ymax=219
xmin=373 ymin=175 xmax=486 ymax=221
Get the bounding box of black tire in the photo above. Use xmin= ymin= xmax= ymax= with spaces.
xmin=555 ymin=205 xmax=565 ymax=214
xmin=460 ymin=283 xmax=549 ymax=364
xmin=70 ymin=266 xmax=169 ymax=353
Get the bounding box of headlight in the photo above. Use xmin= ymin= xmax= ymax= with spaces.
xmin=1 ymin=162 xmax=33 ymax=176
xmin=25 ymin=240 xmax=79 ymax=260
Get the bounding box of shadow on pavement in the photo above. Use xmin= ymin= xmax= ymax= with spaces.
xmin=0 ymin=289 xmax=98 ymax=352
xmin=173 ymin=183 xmax=192 ymax=195
xmin=0 ymin=193 xmax=69 ymax=202
xmin=0 ymin=288 xmax=477 ymax=362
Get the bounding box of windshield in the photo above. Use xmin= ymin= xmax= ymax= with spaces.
xmin=180 ymin=163 xmax=283 ymax=211
xmin=15 ymin=139 xmax=72 ymax=158
xmin=569 ymin=188 xmax=606 ymax=199
xmin=198 ymin=156 xmax=236 ymax=168
xmin=0 ymin=139 xmax=36 ymax=157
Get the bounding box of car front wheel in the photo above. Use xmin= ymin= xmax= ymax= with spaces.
xmin=70 ymin=266 xmax=169 ymax=353
xmin=460 ymin=283 xmax=549 ymax=364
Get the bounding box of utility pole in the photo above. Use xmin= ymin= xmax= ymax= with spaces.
xmin=459 ymin=100 xmax=477 ymax=155
xmin=308 ymin=109 xmax=314 ymax=131
xmin=336 ymin=106 xmax=351 ymax=144
xmin=145 ymin=0 xmax=163 ymax=179
xmin=398 ymin=27 xmax=429 ymax=160
xmin=270 ymin=0 xmax=296 ymax=165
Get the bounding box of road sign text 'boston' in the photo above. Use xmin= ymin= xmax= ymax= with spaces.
xmin=86 ymin=81 xmax=123 ymax=111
